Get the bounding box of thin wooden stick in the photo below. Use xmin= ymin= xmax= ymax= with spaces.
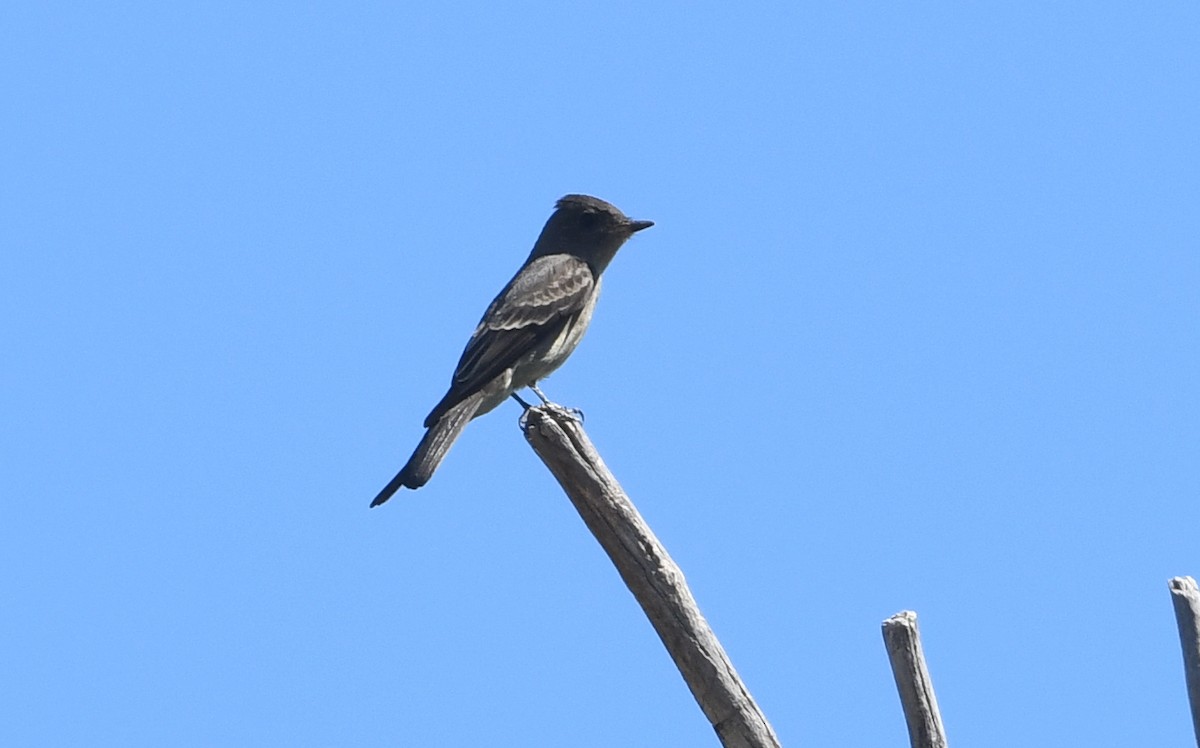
xmin=1169 ymin=576 xmax=1200 ymax=746
xmin=882 ymin=610 xmax=948 ymax=748
xmin=522 ymin=405 xmax=781 ymax=748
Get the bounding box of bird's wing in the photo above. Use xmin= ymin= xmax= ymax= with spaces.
xmin=423 ymin=254 xmax=595 ymax=427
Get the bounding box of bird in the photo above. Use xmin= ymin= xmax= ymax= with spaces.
xmin=370 ymin=194 xmax=653 ymax=507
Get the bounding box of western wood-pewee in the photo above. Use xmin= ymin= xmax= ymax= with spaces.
xmin=370 ymin=194 xmax=653 ymax=507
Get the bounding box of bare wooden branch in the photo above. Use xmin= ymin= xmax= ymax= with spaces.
xmin=1169 ymin=576 xmax=1200 ymax=745
xmin=521 ymin=405 xmax=781 ymax=748
xmin=882 ymin=610 xmax=948 ymax=748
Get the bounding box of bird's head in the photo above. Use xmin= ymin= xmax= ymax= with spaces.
xmin=531 ymin=194 xmax=653 ymax=273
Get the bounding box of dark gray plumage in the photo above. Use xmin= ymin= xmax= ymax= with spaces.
xmin=371 ymin=194 xmax=652 ymax=507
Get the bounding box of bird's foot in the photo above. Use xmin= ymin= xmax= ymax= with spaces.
xmin=542 ymin=403 xmax=584 ymax=423
xmin=512 ymin=392 xmax=534 ymax=429
xmin=525 ymin=384 xmax=582 ymax=421
xmin=516 ymin=400 xmax=584 ymax=429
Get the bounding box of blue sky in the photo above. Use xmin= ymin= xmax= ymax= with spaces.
xmin=3 ymin=2 xmax=1197 ymax=746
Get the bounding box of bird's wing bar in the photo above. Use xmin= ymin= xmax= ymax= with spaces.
xmin=423 ymin=254 xmax=595 ymax=427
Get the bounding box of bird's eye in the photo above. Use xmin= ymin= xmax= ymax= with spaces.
xmin=578 ymin=211 xmax=599 ymax=230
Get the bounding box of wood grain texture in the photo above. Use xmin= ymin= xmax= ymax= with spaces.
xmin=882 ymin=611 xmax=948 ymax=748
xmin=522 ymin=405 xmax=781 ymax=748
xmin=1169 ymin=576 xmax=1200 ymax=746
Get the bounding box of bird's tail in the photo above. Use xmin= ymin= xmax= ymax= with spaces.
xmin=370 ymin=393 xmax=482 ymax=507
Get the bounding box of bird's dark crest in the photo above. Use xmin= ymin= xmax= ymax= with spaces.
xmin=556 ymin=194 xmax=624 ymax=217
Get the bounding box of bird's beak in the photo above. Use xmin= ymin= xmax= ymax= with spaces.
xmin=628 ymin=219 xmax=654 ymax=233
